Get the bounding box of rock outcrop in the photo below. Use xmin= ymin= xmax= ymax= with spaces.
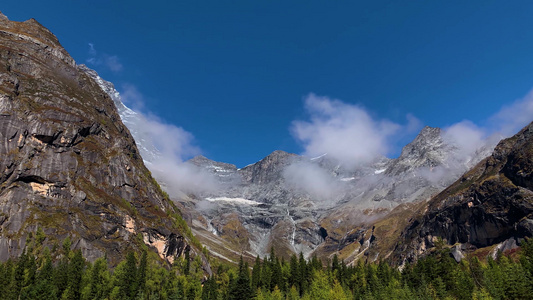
xmin=393 ymin=121 xmax=533 ymax=264
xmin=0 ymin=12 xmax=207 ymax=270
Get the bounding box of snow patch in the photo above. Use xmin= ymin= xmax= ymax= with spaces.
xmin=340 ymin=177 xmax=355 ymax=182
xmin=310 ymin=153 xmax=328 ymax=161
xmin=374 ymin=168 xmax=386 ymax=174
xmin=205 ymin=197 xmax=261 ymax=205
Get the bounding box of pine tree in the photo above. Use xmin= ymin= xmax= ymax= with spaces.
xmin=202 ymin=275 xmax=218 ymax=300
xmin=54 ymin=255 xmax=69 ymax=297
xmin=185 ymin=247 xmax=191 ymax=275
xmin=298 ymin=252 xmax=308 ymax=295
xmin=290 ymin=254 xmax=300 ymax=292
xmin=66 ymin=249 xmax=84 ymax=299
xmin=288 ymin=285 xmax=300 ymax=300
xmin=309 ymin=270 xmax=329 ymax=300
xmin=30 ymin=250 xmax=57 ymax=300
xmin=261 ymin=262 xmax=272 ymax=291
xmin=271 ymin=256 xmax=282 ymax=292
xmin=251 ymin=256 xmax=262 ymax=291
xmin=229 ymin=256 xmax=252 ymax=300
xmin=331 ymin=254 xmax=340 ymax=276
xmin=14 ymin=249 xmax=28 ymax=297
xmin=330 ymin=279 xmax=349 ymax=300
xmin=137 ymin=250 xmax=147 ymax=297
xmin=271 ymin=285 xmax=283 ymax=300
xmin=351 ymin=261 xmax=367 ymax=298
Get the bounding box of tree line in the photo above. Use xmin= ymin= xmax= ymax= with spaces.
xmin=2 ymin=231 xmax=533 ymax=299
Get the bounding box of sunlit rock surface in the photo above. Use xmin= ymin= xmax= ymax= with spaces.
xmin=0 ymin=12 xmax=209 ymax=271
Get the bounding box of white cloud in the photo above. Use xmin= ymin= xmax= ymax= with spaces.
xmin=443 ymin=120 xmax=486 ymax=158
xmin=88 ymin=42 xmax=96 ymax=55
xmin=140 ymin=115 xmax=199 ymax=162
xmin=291 ymin=93 xmax=416 ymax=167
xmin=440 ymin=89 xmax=533 ymax=167
xmin=120 ymin=84 xmax=146 ymax=112
xmin=150 ymin=160 xmax=219 ymax=195
xmin=86 ymin=43 xmax=123 ymax=73
xmin=104 ymin=55 xmax=123 ymax=72
xmin=490 ymin=89 xmax=533 ymax=136
xmin=117 ymin=84 xmax=218 ymax=195
xmin=283 ymin=161 xmax=340 ymax=200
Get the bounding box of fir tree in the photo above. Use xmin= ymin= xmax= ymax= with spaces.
xmin=137 ymin=250 xmax=147 ymax=297
xmin=66 ymin=249 xmax=84 ymax=300
xmin=251 ymin=255 xmax=262 ymax=291
xmin=229 ymin=256 xmax=252 ymax=300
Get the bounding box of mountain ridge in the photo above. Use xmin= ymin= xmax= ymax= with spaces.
xmin=392 ymin=120 xmax=533 ymax=264
xmin=0 ymin=12 xmax=209 ymax=271
xmin=175 ymin=123 xmax=498 ymax=261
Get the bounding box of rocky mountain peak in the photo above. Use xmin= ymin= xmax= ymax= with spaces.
xmin=385 ymin=126 xmax=454 ymax=176
xmin=0 ymin=14 xmax=209 ymax=270
xmin=393 ymin=120 xmax=533 ymax=264
xmin=400 ymin=126 xmax=443 ymax=157
xmin=0 ymin=11 xmax=8 ymax=22
xmin=240 ymin=150 xmax=298 ymax=184
xmin=79 ymin=64 xmax=162 ymax=163
xmin=188 ymin=155 xmax=238 ymax=177
xmin=189 ymin=154 xmax=210 ymax=164
xmin=0 ymin=13 xmax=75 ymax=69
xmin=78 ymin=65 xmax=122 ymax=108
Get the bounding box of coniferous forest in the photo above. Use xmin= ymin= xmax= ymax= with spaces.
xmin=2 ymin=231 xmax=533 ymax=300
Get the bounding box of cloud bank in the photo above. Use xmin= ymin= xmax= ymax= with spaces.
xmin=291 ymin=93 xmax=420 ymax=167
xmin=490 ymin=89 xmax=533 ymax=136
xmin=118 ymin=85 xmax=218 ymax=195
xmin=441 ymin=89 xmax=533 ymax=165
xmin=284 ymin=90 xmax=533 ymax=201
xmin=443 ymin=120 xmax=486 ymax=159
xmin=283 ymin=161 xmax=341 ymax=200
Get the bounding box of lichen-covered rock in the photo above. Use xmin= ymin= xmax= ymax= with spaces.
xmin=0 ymin=11 xmax=208 ymax=271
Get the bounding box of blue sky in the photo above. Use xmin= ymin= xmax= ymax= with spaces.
xmin=3 ymin=1 xmax=533 ymax=167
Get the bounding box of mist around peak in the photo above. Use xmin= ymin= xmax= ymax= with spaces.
xmin=83 ymin=67 xmax=220 ymax=196
xmin=282 ymin=91 xmax=533 ymax=202
xmin=290 ymin=93 xmax=420 ymax=168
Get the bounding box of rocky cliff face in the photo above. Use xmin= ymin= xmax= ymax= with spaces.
xmin=0 ymin=12 xmax=208 ymax=269
xmin=393 ymin=121 xmax=533 ymax=265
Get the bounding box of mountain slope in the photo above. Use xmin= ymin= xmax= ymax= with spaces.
xmin=393 ymin=121 xmax=533 ymax=264
xmin=0 ymin=12 xmax=207 ymax=268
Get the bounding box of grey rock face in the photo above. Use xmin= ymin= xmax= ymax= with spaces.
xmin=188 ymin=155 xmax=240 ymax=184
xmin=240 ymin=150 xmax=299 ymax=184
xmin=394 ymin=121 xmax=533 ymax=264
xmin=0 ymin=14 xmax=207 ymax=268
xmin=176 ymin=125 xmax=494 ymax=261
xmin=386 ymin=126 xmax=452 ymax=176
xmin=79 ymin=64 xmax=162 ymax=164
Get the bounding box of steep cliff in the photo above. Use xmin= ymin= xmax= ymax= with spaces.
xmin=0 ymin=12 xmax=207 ymax=269
xmin=394 ymin=121 xmax=533 ymax=264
